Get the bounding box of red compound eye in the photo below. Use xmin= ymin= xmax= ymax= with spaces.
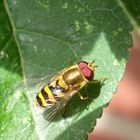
xmin=81 ymin=67 xmax=94 ymax=81
xmin=78 ymin=61 xmax=94 ymax=81
xmin=78 ymin=61 xmax=88 ymax=69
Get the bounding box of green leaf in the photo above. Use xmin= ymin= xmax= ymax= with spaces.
xmin=120 ymin=0 xmax=140 ymax=35
xmin=0 ymin=0 xmax=132 ymax=140
xmin=121 ymin=0 xmax=140 ymax=24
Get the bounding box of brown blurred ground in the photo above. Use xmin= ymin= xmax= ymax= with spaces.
xmin=89 ymin=32 xmax=140 ymax=140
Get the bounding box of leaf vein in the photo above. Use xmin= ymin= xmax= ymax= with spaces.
xmin=17 ymin=29 xmax=79 ymax=60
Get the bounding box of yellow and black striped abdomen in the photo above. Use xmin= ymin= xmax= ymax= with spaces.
xmin=35 ymin=81 xmax=66 ymax=108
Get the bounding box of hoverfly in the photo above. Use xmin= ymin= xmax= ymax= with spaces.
xmin=16 ymin=61 xmax=98 ymax=125
xmin=33 ymin=61 xmax=96 ymax=122
xmin=35 ymin=61 xmax=94 ymax=108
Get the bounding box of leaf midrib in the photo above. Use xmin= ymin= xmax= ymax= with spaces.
xmin=3 ymin=0 xmax=25 ymax=77
xmin=3 ymin=0 xmax=41 ymax=139
xmin=3 ymin=1 xmax=78 ymax=139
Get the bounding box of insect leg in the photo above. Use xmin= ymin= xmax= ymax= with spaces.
xmin=61 ymin=105 xmax=68 ymax=118
xmin=77 ymin=91 xmax=88 ymax=100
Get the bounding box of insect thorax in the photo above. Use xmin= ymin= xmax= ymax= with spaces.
xmin=63 ymin=65 xmax=88 ymax=88
xmin=50 ymin=66 xmax=86 ymax=90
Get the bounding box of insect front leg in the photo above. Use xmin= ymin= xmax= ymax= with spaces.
xmin=89 ymin=77 xmax=107 ymax=84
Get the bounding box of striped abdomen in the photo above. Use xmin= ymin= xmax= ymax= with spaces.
xmin=35 ymin=81 xmax=66 ymax=108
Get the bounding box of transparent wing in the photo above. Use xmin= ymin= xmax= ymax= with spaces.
xmin=13 ymin=73 xmax=57 ymax=94
xmin=43 ymin=98 xmax=71 ymax=121
xmin=38 ymin=88 xmax=80 ymax=129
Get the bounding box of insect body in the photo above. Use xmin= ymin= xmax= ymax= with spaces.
xmin=35 ymin=61 xmax=94 ymax=108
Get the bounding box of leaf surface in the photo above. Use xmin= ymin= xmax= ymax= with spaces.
xmin=121 ymin=0 xmax=140 ymax=26
xmin=0 ymin=0 xmax=132 ymax=140
xmin=120 ymin=0 xmax=140 ymax=37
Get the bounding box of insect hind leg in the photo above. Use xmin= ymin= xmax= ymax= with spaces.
xmin=77 ymin=91 xmax=88 ymax=100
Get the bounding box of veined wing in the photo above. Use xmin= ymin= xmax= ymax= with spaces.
xmin=13 ymin=73 xmax=57 ymax=94
xmin=37 ymin=87 xmax=80 ymax=129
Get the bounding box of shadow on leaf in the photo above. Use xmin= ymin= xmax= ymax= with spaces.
xmin=43 ymin=81 xmax=103 ymax=124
